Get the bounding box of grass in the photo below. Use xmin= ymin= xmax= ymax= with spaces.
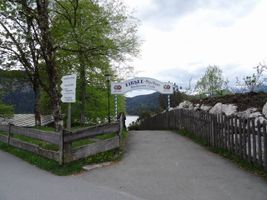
xmin=0 ymin=130 xmax=58 ymax=151
xmin=177 ymin=129 xmax=267 ymax=181
xmin=72 ymin=138 xmax=95 ymax=148
xmin=33 ymin=126 xmax=56 ymax=132
xmin=95 ymin=132 xmax=116 ymax=140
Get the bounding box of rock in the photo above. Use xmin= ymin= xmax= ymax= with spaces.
xmin=194 ymin=104 xmax=200 ymax=111
xmin=200 ymin=105 xmax=212 ymax=112
xmin=83 ymin=162 xmax=113 ymax=171
xmin=249 ymin=112 xmax=262 ymax=118
xmin=256 ymin=116 xmax=267 ymax=124
xmin=209 ymin=103 xmax=237 ymax=116
xmin=174 ymin=106 xmax=180 ymax=110
xmin=247 ymin=112 xmax=267 ymax=124
xmin=178 ymin=101 xmax=194 ymax=110
xmin=235 ymin=108 xmax=258 ymax=118
xmin=221 ymin=104 xmax=237 ymax=116
xmin=262 ymin=102 xmax=267 ymax=118
xmin=209 ymin=103 xmax=223 ymax=114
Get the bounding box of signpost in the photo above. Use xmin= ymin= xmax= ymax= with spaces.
xmin=61 ymin=74 xmax=77 ymax=129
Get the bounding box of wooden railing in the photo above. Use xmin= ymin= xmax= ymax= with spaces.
xmin=0 ymin=115 xmax=125 ymax=165
xmin=140 ymin=109 xmax=267 ymax=171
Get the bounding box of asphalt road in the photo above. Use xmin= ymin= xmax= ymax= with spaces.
xmin=0 ymin=130 xmax=267 ymax=200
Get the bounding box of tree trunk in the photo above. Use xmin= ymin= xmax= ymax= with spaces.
xmin=79 ymin=53 xmax=86 ymax=125
xmin=36 ymin=0 xmax=61 ymax=131
xmin=33 ymin=79 xmax=41 ymax=126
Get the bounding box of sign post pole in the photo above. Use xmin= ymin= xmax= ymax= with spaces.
xmin=67 ymin=103 xmax=71 ymax=129
xmin=167 ymin=94 xmax=170 ymax=111
xmin=115 ymin=95 xmax=118 ymax=118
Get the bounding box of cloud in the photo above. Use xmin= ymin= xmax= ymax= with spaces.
xmin=154 ymin=66 xmax=207 ymax=87
xmin=140 ymin=0 xmax=260 ymax=29
xmin=123 ymin=0 xmax=267 ymax=98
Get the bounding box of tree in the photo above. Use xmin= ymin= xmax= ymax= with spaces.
xmin=0 ymin=1 xmax=42 ymax=125
xmin=236 ymin=63 xmax=267 ymax=93
xmin=0 ymin=0 xmax=139 ymax=128
xmin=52 ymin=0 xmax=139 ymax=124
xmin=195 ymin=65 xmax=228 ymax=96
xmin=0 ymin=0 xmax=63 ymax=130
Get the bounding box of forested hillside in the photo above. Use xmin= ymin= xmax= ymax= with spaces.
xmin=126 ymin=92 xmax=160 ymax=115
xmin=0 ymin=70 xmax=34 ymax=113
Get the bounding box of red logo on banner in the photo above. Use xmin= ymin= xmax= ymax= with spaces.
xmin=114 ymin=85 xmax=122 ymax=90
xmin=164 ymin=84 xmax=171 ymax=89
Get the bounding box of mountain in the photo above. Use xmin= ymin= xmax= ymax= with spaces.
xmin=231 ymin=85 xmax=267 ymax=93
xmin=126 ymin=92 xmax=160 ymax=115
xmin=0 ymin=69 xmax=34 ymax=113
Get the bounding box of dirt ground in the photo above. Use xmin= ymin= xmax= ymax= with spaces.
xmin=191 ymin=92 xmax=267 ymax=111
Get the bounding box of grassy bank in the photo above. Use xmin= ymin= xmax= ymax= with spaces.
xmin=177 ymin=129 xmax=267 ymax=181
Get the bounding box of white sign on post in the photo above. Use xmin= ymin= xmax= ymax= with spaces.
xmin=61 ymin=74 xmax=77 ymax=103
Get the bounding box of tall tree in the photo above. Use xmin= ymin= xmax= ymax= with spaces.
xmin=0 ymin=1 xmax=42 ymax=125
xmin=195 ymin=65 xmax=228 ymax=96
xmin=52 ymin=0 xmax=140 ymax=124
xmin=0 ymin=0 xmax=62 ymax=129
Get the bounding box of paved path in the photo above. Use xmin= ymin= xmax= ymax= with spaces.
xmin=1 ymin=130 xmax=267 ymax=200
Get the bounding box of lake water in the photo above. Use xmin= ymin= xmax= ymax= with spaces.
xmin=125 ymin=115 xmax=139 ymax=127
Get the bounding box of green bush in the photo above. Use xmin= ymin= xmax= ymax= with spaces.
xmin=0 ymin=102 xmax=14 ymax=118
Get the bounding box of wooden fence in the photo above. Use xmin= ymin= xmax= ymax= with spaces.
xmin=140 ymin=109 xmax=267 ymax=171
xmin=0 ymin=115 xmax=125 ymax=165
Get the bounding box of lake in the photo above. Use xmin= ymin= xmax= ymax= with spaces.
xmin=125 ymin=115 xmax=139 ymax=127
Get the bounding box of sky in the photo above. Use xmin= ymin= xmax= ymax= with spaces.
xmin=122 ymin=0 xmax=267 ymax=97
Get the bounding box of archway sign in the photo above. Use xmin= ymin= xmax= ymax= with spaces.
xmin=111 ymin=77 xmax=173 ymax=117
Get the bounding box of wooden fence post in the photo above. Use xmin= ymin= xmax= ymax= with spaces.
xmin=247 ymin=118 xmax=252 ymax=163
xmin=251 ymin=118 xmax=257 ymax=164
xmin=257 ymin=120 xmax=263 ymax=167
xmin=7 ymin=123 xmax=12 ymax=145
xmin=263 ymin=121 xmax=267 ymax=171
xmin=119 ymin=114 xmax=124 ymax=145
xmin=59 ymin=127 xmax=64 ymax=165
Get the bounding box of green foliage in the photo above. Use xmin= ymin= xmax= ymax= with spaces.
xmin=0 ymin=0 xmax=139 ymax=126
xmin=51 ymin=0 xmax=138 ymax=124
xmin=0 ymin=101 xmax=14 ymax=118
xmin=128 ymin=121 xmax=141 ymax=130
xmin=60 ymin=85 xmax=125 ymax=126
xmin=138 ymin=111 xmax=152 ymax=120
xmin=195 ymin=65 xmax=228 ymax=96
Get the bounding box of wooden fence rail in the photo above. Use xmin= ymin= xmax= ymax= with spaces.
xmin=0 ymin=114 xmax=125 ymax=165
xmin=140 ymin=109 xmax=267 ymax=171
